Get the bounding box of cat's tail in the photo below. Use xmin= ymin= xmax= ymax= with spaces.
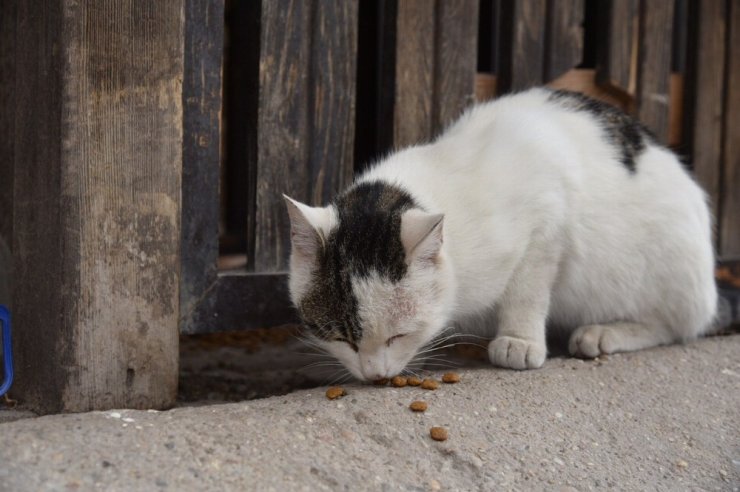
xmin=707 ymin=287 xmax=740 ymax=335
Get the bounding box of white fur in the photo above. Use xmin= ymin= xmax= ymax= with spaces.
xmin=288 ymin=88 xmax=717 ymax=376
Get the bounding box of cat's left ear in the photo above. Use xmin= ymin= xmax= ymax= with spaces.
xmin=283 ymin=195 xmax=332 ymax=257
xmin=400 ymin=209 xmax=444 ymax=265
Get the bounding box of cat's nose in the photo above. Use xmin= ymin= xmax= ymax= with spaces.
xmin=360 ymin=358 xmax=386 ymax=381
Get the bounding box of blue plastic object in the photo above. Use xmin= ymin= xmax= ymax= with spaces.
xmin=0 ymin=305 xmax=12 ymax=397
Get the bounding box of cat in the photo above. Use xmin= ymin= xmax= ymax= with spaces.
xmin=284 ymin=88 xmax=718 ymax=381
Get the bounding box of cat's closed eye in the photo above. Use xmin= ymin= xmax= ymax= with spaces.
xmin=337 ymin=338 xmax=358 ymax=352
xmin=386 ymin=334 xmax=406 ymax=347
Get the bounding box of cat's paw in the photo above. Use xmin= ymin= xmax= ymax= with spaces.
xmin=568 ymin=324 xmax=617 ymax=358
xmin=488 ymin=336 xmax=546 ymax=370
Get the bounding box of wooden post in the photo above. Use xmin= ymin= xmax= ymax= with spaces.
xmin=685 ymin=0 xmax=727 ymax=237
xmin=254 ymin=0 xmax=359 ymax=272
xmin=12 ymin=0 xmax=184 ymax=413
xmin=636 ymin=1 xmax=674 ymax=142
xmin=544 ymin=0 xmax=584 ymax=82
xmin=597 ymin=0 xmax=640 ymax=95
xmin=0 ymin=0 xmax=15 ymax=254
xmin=720 ymin=1 xmax=740 ymax=258
xmin=393 ymin=0 xmax=479 ymax=148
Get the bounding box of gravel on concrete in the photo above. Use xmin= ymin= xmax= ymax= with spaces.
xmin=0 ymin=335 xmax=738 ymax=492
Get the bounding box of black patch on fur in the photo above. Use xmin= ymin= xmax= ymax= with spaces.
xmin=299 ymin=181 xmax=417 ymax=344
xmin=547 ymin=89 xmax=655 ymax=173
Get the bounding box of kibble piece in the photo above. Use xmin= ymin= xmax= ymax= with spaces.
xmin=391 ymin=376 xmax=408 ymax=387
xmin=421 ymin=378 xmax=440 ymax=390
xmin=373 ymin=378 xmax=389 ymax=386
xmin=325 ymin=387 xmax=346 ymax=400
xmin=407 ymin=376 xmax=422 ymax=386
xmin=409 ymin=401 xmax=428 ymax=412
xmin=442 ymin=372 xmax=460 ymax=384
xmin=430 ymin=427 xmax=448 ymax=441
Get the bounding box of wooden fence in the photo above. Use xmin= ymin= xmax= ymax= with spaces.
xmin=181 ymin=0 xmax=740 ymax=335
xmin=1 ymin=0 xmax=737 ymax=412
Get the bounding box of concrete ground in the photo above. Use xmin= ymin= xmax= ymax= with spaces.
xmin=0 ymin=334 xmax=738 ymax=492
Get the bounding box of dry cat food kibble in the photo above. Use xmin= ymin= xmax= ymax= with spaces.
xmin=391 ymin=376 xmax=408 ymax=387
xmin=407 ymin=376 xmax=422 ymax=386
xmin=373 ymin=378 xmax=389 ymax=386
xmin=325 ymin=387 xmax=346 ymax=400
xmin=430 ymin=427 xmax=448 ymax=441
xmin=409 ymin=401 xmax=428 ymax=412
xmin=421 ymin=378 xmax=440 ymax=390
xmin=442 ymin=372 xmax=461 ymax=384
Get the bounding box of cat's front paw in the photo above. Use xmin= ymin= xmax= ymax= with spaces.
xmin=488 ymin=336 xmax=546 ymax=370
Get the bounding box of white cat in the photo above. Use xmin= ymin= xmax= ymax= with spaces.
xmin=284 ymin=88 xmax=718 ymax=381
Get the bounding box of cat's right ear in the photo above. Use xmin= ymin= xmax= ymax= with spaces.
xmin=400 ymin=209 xmax=444 ymax=265
xmin=283 ymin=195 xmax=326 ymax=257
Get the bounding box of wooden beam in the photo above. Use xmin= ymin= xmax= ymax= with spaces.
xmin=544 ymin=0 xmax=584 ymax=82
xmin=12 ymin=0 xmax=184 ymax=413
xmin=686 ymin=0 xmax=727 ymax=231
xmin=636 ymin=0 xmax=674 ymax=142
xmin=434 ymin=0 xmax=480 ymax=130
xmin=0 ymin=0 xmax=15 ymax=251
xmin=720 ymin=1 xmax=740 ymax=258
xmin=509 ymin=0 xmax=548 ymax=91
xmin=181 ymin=273 xmax=298 ymax=334
xmin=597 ymin=0 xmax=639 ymax=95
xmin=180 ymin=0 xmax=224 ymax=333
xmin=254 ymin=0 xmax=359 ymax=272
xmin=393 ymin=0 xmax=478 ymax=147
xmin=393 ymin=0 xmax=436 ymax=147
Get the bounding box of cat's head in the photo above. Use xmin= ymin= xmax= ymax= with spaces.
xmin=284 ymin=182 xmax=456 ymax=381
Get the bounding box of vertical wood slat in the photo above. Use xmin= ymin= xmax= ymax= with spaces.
xmin=254 ymin=0 xmax=358 ymax=272
xmin=0 ymin=0 xmax=15 ymax=251
xmin=13 ymin=0 xmax=184 ymax=413
xmin=687 ymin=0 xmax=727 ymax=229
xmin=0 ymin=0 xmax=16 ymax=307
xmin=435 ymin=0 xmax=480 ymax=129
xmin=509 ymin=0 xmax=547 ymax=91
xmin=11 ymin=0 xmax=67 ymax=412
xmin=597 ymin=0 xmax=639 ymax=94
xmin=721 ymin=1 xmax=740 ymax=258
xmin=544 ymin=0 xmax=584 ymax=81
xmin=393 ymin=0 xmax=479 ymax=148
xmin=180 ymin=0 xmax=224 ymax=331
xmin=636 ymin=1 xmax=674 ymax=142
xmin=393 ymin=1 xmax=436 ymax=147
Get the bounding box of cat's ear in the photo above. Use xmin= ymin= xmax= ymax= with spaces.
xmin=400 ymin=209 xmax=444 ymax=265
xmin=283 ymin=195 xmax=328 ymax=257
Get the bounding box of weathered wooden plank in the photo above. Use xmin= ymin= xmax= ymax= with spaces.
xmin=13 ymin=0 xmax=184 ymax=413
xmin=182 ymin=273 xmax=298 ymax=334
xmin=545 ymin=0 xmax=584 ymax=81
xmin=255 ymin=0 xmax=312 ymax=272
xmin=0 ymin=0 xmax=16 ymax=250
xmin=180 ymin=0 xmax=224 ymax=333
xmin=434 ymin=0 xmax=479 ymax=130
xmin=720 ymin=1 xmax=740 ymax=258
xmin=255 ymin=0 xmax=358 ymax=272
xmin=308 ymin=0 xmax=359 ymax=205
xmin=393 ymin=0 xmax=478 ymax=146
xmin=686 ymin=0 xmax=726 ymax=224
xmin=509 ymin=0 xmax=548 ymax=90
xmin=636 ymin=1 xmax=674 ymax=142
xmin=11 ymin=0 xmax=68 ymax=413
xmin=393 ymin=0 xmax=436 ymax=147
xmin=597 ymin=0 xmax=639 ymax=94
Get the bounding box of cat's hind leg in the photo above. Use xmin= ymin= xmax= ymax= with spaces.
xmin=568 ymin=322 xmax=676 ymax=358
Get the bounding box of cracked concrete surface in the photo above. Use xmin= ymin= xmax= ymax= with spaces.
xmin=0 ymin=335 xmax=738 ymax=491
